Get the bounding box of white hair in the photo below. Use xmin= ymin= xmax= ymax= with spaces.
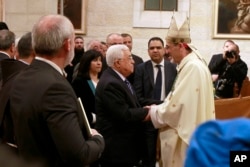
xmin=106 ymin=44 xmax=129 ymax=67
xmin=86 ymin=39 xmax=101 ymax=50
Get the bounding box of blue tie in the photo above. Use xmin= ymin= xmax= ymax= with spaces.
xmin=153 ymin=64 xmax=162 ymax=100
xmin=125 ymin=79 xmax=134 ymax=94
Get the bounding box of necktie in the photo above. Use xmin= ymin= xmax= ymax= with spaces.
xmin=125 ymin=79 xmax=134 ymax=94
xmin=153 ymin=64 xmax=162 ymax=100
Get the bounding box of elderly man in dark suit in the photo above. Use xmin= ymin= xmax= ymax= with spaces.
xmin=0 ymin=29 xmax=16 ymax=88
xmin=133 ymin=37 xmax=177 ymax=167
xmin=8 ymin=14 xmax=104 ymax=167
xmin=95 ymin=44 xmax=150 ymax=167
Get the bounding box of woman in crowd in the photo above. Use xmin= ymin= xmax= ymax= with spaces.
xmin=72 ymin=49 xmax=103 ymax=128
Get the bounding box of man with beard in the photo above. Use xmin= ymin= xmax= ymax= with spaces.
xmin=65 ymin=36 xmax=85 ymax=83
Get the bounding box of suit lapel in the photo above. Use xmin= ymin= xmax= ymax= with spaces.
xmin=107 ymin=68 xmax=141 ymax=107
xmin=146 ymin=61 xmax=154 ymax=87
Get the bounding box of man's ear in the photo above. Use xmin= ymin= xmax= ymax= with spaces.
xmin=114 ymin=59 xmax=121 ymax=69
xmin=63 ymin=38 xmax=71 ymax=51
xmin=10 ymin=43 xmax=16 ymax=57
xmin=114 ymin=59 xmax=119 ymax=66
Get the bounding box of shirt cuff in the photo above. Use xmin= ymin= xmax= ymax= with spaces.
xmin=92 ymin=113 xmax=96 ymax=123
xmin=150 ymin=105 xmax=165 ymax=129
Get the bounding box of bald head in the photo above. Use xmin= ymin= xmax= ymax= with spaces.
xmin=32 ymin=14 xmax=74 ymax=56
xmin=106 ymin=33 xmax=123 ymax=47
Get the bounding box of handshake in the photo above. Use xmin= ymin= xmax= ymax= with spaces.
xmin=143 ymin=104 xmax=157 ymax=121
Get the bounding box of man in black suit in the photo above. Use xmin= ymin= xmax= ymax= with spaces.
xmin=8 ymin=14 xmax=104 ymax=167
xmin=95 ymin=44 xmax=150 ymax=167
xmin=133 ymin=37 xmax=177 ymax=167
xmin=1 ymin=32 xmax=34 ymax=88
xmin=0 ymin=29 xmax=16 ymax=88
xmin=121 ymin=33 xmax=144 ymax=84
xmin=0 ymin=32 xmax=34 ymax=150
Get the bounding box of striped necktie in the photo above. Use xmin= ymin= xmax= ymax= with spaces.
xmin=124 ymin=79 xmax=134 ymax=94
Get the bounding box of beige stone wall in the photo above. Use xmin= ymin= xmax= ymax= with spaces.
xmin=3 ymin=0 xmax=250 ymax=76
xmin=0 ymin=0 xmax=3 ymax=20
xmin=4 ymin=0 xmax=57 ymax=37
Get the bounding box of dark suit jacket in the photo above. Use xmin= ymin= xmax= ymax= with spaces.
xmin=95 ymin=67 xmax=148 ymax=165
xmin=0 ymin=52 xmax=10 ymax=88
xmin=127 ymin=54 xmax=143 ymax=84
xmin=9 ymin=59 xmax=104 ymax=167
xmin=71 ymin=76 xmax=96 ymax=127
xmin=0 ymin=52 xmax=9 ymax=61
xmin=101 ymin=58 xmax=108 ymax=73
xmin=0 ymin=59 xmax=28 ymax=144
xmin=133 ymin=60 xmax=177 ymax=106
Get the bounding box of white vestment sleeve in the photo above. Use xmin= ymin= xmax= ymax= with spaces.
xmin=150 ymin=105 xmax=166 ymax=128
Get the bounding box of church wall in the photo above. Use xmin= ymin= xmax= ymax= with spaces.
xmin=3 ymin=0 xmax=250 ymax=76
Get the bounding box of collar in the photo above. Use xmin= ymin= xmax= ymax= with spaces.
xmin=112 ymin=68 xmax=126 ymax=81
xmin=0 ymin=51 xmax=11 ymax=58
xmin=35 ymin=56 xmax=64 ymax=76
xmin=151 ymin=59 xmax=164 ymax=67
